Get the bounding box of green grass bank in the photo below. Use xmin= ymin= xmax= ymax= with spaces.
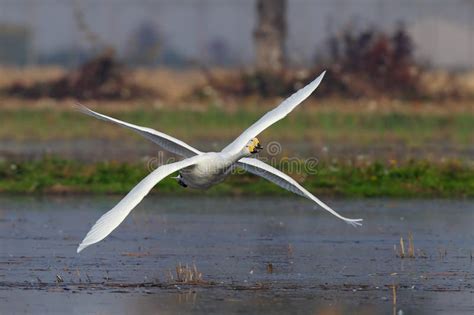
xmin=0 ymin=107 xmax=472 ymax=147
xmin=0 ymin=158 xmax=472 ymax=198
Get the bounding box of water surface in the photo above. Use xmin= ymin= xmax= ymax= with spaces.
xmin=0 ymin=196 xmax=473 ymax=314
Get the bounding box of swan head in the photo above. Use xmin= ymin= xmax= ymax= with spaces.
xmin=244 ymin=137 xmax=263 ymax=156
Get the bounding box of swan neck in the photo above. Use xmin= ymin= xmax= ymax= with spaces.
xmin=226 ymin=150 xmax=249 ymax=163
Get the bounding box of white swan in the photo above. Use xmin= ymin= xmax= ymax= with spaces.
xmin=76 ymin=71 xmax=362 ymax=253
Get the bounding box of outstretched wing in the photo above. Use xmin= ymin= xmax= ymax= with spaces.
xmin=77 ymin=155 xmax=206 ymax=253
xmin=222 ymin=71 xmax=326 ymax=155
xmin=76 ymin=103 xmax=202 ymax=157
xmin=236 ymin=157 xmax=363 ymax=226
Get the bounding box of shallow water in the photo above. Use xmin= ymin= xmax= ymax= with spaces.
xmin=0 ymin=196 xmax=473 ymax=314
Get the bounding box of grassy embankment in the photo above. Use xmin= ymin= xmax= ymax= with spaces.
xmin=0 ymin=105 xmax=472 ymax=197
xmin=0 ymin=158 xmax=472 ymax=198
xmin=0 ymin=106 xmax=472 ymax=146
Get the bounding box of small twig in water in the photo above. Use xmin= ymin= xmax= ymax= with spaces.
xmin=400 ymin=237 xmax=406 ymax=257
xmin=391 ymin=284 xmax=398 ymax=315
xmin=438 ymin=248 xmax=447 ymax=259
xmin=392 ymin=284 xmax=397 ymax=305
xmin=407 ymin=233 xmax=415 ymax=258
xmin=266 ymin=263 xmax=274 ymax=274
xmin=76 ymin=268 xmax=81 ymax=283
xmin=395 ymin=233 xmax=416 ymax=259
xmin=173 ymin=262 xmax=204 ymax=284
xmin=55 ymin=274 xmax=64 ymax=283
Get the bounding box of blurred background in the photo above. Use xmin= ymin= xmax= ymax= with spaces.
xmin=1 ymin=0 xmax=474 ymax=69
xmin=2 ymin=3 xmax=473 ymax=313
xmin=0 ymin=0 xmax=473 ymax=196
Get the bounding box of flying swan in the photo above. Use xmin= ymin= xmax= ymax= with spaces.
xmin=76 ymin=71 xmax=362 ymax=253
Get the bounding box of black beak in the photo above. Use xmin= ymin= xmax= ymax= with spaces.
xmin=251 ymin=143 xmax=263 ymax=154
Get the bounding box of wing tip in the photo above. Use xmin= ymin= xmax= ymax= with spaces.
xmin=77 ymin=243 xmax=86 ymax=253
xmin=77 ymin=239 xmax=95 ymax=253
xmin=73 ymin=101 xmax=85 ymax=109
xmin=73 ymin=102 xmax=92 ymax=115
xmin=307 ymin=70 xmax=326 ymax=91
xmin=316 ymin=70 xmax=326 ymax=82
xmin=346 ymin=218 xmax=363 ymax=227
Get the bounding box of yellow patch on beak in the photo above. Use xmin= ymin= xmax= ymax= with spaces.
xmin=248 ymin=138 xmax=261 ymax=153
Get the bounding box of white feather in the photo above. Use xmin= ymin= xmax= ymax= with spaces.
xmin=222 ymin=71 xmax=326 ymax=155
xmin=77 ymin=155 xmax=206 ymax=253
xmin=237 ymin=157 xmax=363 ymax=226
xmin=76 ymin=72 xmax=363 ymax=254
xmin=75 ymin=103 xmax=201 ymax=158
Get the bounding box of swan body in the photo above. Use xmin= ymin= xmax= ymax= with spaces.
xmin=75 ymin=71 xmax=363 ymax=253
xmin=178 ymin=152 xmax=236 ymax=189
